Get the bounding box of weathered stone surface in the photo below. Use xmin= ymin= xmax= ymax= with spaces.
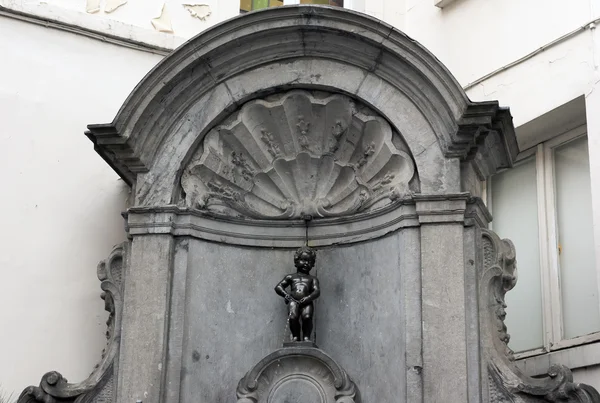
xmin=179 ymin=235 xmax=411 ymax=403
xmin=480 ymin=230 xmax=600 ymax=403
xmin=117 ymin=235 xmax=173 ymax=403
xmin=315 ymin=234 xmax=409 ymax=402
xmin=19 ymin=5 xmax=600 ymax=403
xmin=86 ymin=6 xmax=517 ymax=203
xmin=17 ymin=244 xmax=126 ymax=403
xmin=236 ymin=346 xmax=359 ymax=403
xmin=181 ymin=90 xmax=417 ymax=220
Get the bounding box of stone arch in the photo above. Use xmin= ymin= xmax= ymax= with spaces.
xmin=87 ymin=5 xmax=516 ymax=209
xmin=179 ymin=89 xmax=420 ymax=220
xmin=21 ymin=7 xmax=600 ymax=403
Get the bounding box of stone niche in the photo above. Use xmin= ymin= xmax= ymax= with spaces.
xmin=17 ymin=5 xmax=600 ymax=403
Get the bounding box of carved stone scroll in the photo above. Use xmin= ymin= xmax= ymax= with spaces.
xmin=17 ymin=243 xmax=127 ymax=403
xmin=480 ymin=230 xmax=600 ymax=403
xmin=181 ymin=90 xmax=417 ymax=220
xmin=236 ymin=346 xmax=359 ymax=403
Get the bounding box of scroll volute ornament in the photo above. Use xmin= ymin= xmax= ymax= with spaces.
xmin=181 ymin=91 xmax=417 ymax=219
xmin=17 ymin=244 xmax=126 ymax=403
xmin=480 ymin=230 xmax=600 ymax=403
xmin=236 ymin=347 xmax=359 ymax=403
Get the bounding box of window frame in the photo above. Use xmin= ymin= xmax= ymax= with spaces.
xmin=488 ymin=124 xmax=600 ymax=360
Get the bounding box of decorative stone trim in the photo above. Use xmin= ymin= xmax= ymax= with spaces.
xmin=480 ymin=230 xmax=600 ymax=402
xmin=125 ymin=203 xmax=419 ymax=247
xmin=464 ymin=196 xmax=493 ymax=227
xmin=236 ymin=346 xmax=359 ymax=403
xmin=125 ymin=195 xmax=492 ymax=246
xmin=86 ymin=6 xmax=517 ymax=191
xmin=181 ymin=90 xmax=417 ymax=220
xmin=17 ymin=244 xmax=127 ymax=403
xmin=413 ymin=193 xmax=470 ymax=224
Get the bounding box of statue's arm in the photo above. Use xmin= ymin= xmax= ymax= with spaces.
xmin=305 ymin=277 xmax=321 ymax=303
xmin=275 ymin=275 xmax=293 ymax=301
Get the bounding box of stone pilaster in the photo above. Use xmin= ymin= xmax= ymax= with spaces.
xmin=415 ymin=194 xmax=469 ymax=403
xmin=117 ymin=234 xmax=174 ymax=403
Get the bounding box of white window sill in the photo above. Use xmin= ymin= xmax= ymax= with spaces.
xmin=516 ymin=339 xmax=600 ymax=376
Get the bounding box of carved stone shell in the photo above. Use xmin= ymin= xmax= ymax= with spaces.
xmin=182 ymin=90 xmax=416 ymax=219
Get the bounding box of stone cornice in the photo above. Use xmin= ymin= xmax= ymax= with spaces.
xmin=414 ymin=193 xmax=469 ymax=224
xmin=414 ymin=193 xmax=491 ymax=226
xmin=465 ymin=196 xmax=493 ymax=228
xmin=461 ymin=106 xmax=519 ymax=180
xmin=86 ymin=5 xmax=517 ymax=187
xmin=125 ymin=194 xmax=492 ymax=246
xmin=125 ymin=202 xmax=419 ymax=247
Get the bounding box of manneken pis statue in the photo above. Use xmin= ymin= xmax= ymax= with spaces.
xmin=275 ymin=246 xmax=321 ymax=342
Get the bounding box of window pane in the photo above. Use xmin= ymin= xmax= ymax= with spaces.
xmin=240 ymin=0 xmax=252 ymax=12
xmin=240 ymin=0 xmax=283 ymax=13
xmin=554 ymin=136 xmax=600 ymax=339
xmin=492 ymin=158 xmax=544 ymax=352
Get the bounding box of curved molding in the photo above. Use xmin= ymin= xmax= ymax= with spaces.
xmin=126 ymin=201 xmax=419 ymax=247
xmin=86 ymin=5 xmax=517 ymax=203
xmin=125 ymin=194 xmax=484 ymax=247
xmin=236 ymin=346 xmax=359 ymax=403
xmin=181 ymin=90 xmax=417 ymax=219
xmin=480 ymin=230 xmax=600 ymax=403
xmin=17 ymin=244 xmax=127 ymax=403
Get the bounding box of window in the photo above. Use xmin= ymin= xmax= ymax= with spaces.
xmin=240 ymin=0 xmax=343 ymax=13
xmin=240 ymin=0 xmax=283 ymax=13
xmin=489 ymin=126 xmax=599 ymax=356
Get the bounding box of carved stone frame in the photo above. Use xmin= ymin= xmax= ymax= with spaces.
xmin=480 ymin=229 xmax=600 ymax=402
xmin=18 ymin=244 xmax=126 ymax=403
xmin=236 ymin=347 xmax=359 ymax=403
xmin=16 ymin=5 xmax=600 ymax=403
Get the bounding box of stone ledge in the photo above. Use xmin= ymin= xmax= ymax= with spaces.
xmin=125 ymin=203 xmax=420 ymax=247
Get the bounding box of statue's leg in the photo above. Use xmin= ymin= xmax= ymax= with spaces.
xmin=301 ymin=303 xmax=313 ymax=341
xmin=288 ymin=302 xmax=301 ymax=341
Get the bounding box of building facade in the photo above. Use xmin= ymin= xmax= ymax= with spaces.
xmin=2 ymin=0 xmax=600 ymax=396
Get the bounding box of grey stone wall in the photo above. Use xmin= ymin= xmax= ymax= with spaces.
xmin=178 ymin=231 xmax=417 ymax=403
xmin=28 ymin=6 xmax=598 ymax=403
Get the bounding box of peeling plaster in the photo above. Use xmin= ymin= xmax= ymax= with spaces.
xmin=151 ymin=3 xmax=173 ymax=33
xmin=182 ymin=4 xmax=211 ymax=21
xmin=104 ymin=0 xmax=127 ymax=13
xmin=85 ymin=0 xmax=101 ymax=14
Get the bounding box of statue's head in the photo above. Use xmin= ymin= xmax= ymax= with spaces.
xmin=294 ymin=246 xmax=316 ymax=273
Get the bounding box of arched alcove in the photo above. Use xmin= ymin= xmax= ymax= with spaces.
xmin=21 ymin=6 xmax=599 ymax=403
xmin=85 ymin=6 xmax=518 ymax=403
xmin=87 ymin=5 xmax=516 ymax=208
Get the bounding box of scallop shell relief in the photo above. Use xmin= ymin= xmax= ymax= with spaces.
xmin=182 ymin=91 xmax=417 ymax=219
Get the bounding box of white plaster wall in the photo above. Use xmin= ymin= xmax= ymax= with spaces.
xmin=0 ymin=0 xmax=405 ymax=49
xmin=48 ymin=0 xmax=238 ymax=36
xmin=0 ymin=16 xmax=162 ymax=395
xmin=405 ymin=0 xmax=592 ymax=86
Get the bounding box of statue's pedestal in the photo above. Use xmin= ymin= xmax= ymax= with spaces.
xmin=282 ymin=341 xmax=317 ymax=348
xmin=236 ymin=345 xmax=359 ymax=403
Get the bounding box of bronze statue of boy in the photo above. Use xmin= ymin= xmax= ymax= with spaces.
xmin=275 ymin=246 xmax=321 ymax=342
